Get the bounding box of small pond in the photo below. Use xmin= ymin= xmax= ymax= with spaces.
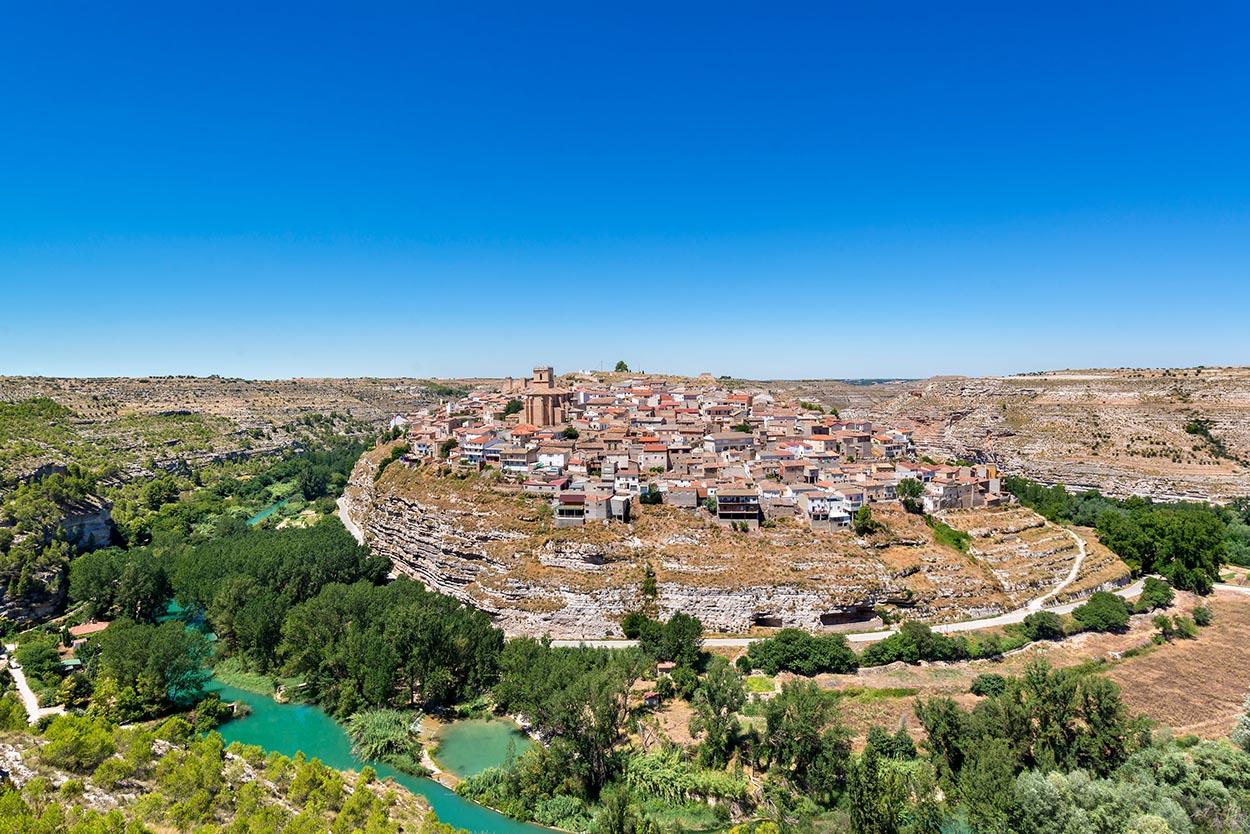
xmin=435 ymin=717 xmax=533 ymax=779
xmin=208 ymin=681 xmax=552 ymax=834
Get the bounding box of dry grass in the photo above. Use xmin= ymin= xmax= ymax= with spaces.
xmin=1107 ymin=590 xmax=1250 ymax=738
xmin=377 ymin=466 xmax=1108 ymax=623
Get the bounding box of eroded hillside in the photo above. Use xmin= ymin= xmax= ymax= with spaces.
xmin=777 ymin=367 xmax=1250 ymax=501
xmin=343 ymin=446 xmax=1129 ymax=638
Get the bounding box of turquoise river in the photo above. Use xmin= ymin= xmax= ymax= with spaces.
xmin=208 ymin=682 xmax=550 ymax=834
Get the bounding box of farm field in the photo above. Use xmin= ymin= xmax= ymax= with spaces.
xmin=723 ymin=587 xmax=1250 ymax=744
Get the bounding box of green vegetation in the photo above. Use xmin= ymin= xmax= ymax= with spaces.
xmin=1184 ymin=417 xmax=1245 ymax=464
xmin=897 ymin=478 xmax=923 ymax=514
xmin=620 ymin=611 xmax=703 ymax=669
xmin=0 ymin=716 xmax=437 ymax=834
xmin=1005 ymin=475 xmax=1244 ymax=592
xmin=282 ymin=578 xmax=503 ymax=717
xmin=375 ymin=442 xmax=412 ymax=482
xmin=861 ymin=621 xmax=976 ymax=666
xmin=0 ymin=465 xmax=98 ymax=599
xmin=614 ymin=361 xmax=630 ymax=373
xmin=1136 ymin=576 xmax=1175 ymax=613
xmin=89 ymin=619 xmax=213 ymax=720
xmin=925 ymin=515 xmax=970 ymax=552
xmin=852 ymin=506 xmax=881 ymax=536
xmin=1021 ymin=610 xmax=1065 ymax=641
xmin=743 ymin=628 xmax=858 ymax=676
xmin=1072 ymin=591 xmax=1131 ymax=633
xmin=344 ymin=708 xmax=427 ymax=776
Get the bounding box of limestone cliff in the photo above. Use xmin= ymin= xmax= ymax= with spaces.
xmin=343 ymin=447 xmax=1115 ymax=638
xmin=780 ymin=368 xmax=1250 ymax=502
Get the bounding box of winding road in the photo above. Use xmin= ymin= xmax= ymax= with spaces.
xmin=551 ymin=526 xmax=1148 ymax=649
xmin=2 ymin=643 xmax=65 ymax=724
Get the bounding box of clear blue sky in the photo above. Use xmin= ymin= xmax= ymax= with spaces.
xmin=3 ymin=2 xmax=1248 ymax=379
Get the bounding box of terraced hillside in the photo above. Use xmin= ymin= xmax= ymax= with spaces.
xmin=343 ymin=445 xmax=1127 ymax=638
xmin=0 ymin=376 xmax=456 ymax=484
xmin=778 ymin=367 xmax=1250 ymax=501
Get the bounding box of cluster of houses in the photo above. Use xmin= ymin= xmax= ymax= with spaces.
xmin=391 ymin=367 xmax=1005 ymax=531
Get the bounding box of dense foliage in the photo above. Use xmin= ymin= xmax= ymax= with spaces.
xmin=0 ymin=714 xmax=437 ymax=834
xmin=344 ymin=708 xmax=426 ymax=776
xmin=1005 ymin=476 xmax=1245 ymax=591
xmin=743 ymin=628 xmax=858 ymax=676
xmin=282 ymin=578 xmax=503 ymax=716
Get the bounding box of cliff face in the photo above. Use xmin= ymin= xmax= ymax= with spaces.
xmin=343 ymin=449 xmax=1114 ymax=638
xmin=783 ymin=368 xmax=1250 ymax=502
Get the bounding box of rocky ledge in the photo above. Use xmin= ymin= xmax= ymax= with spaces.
xmin=342 ymin=448 xmax=1106 ymax=639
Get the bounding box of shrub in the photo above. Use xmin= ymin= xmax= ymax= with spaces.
xmin=1172 ymin=615 xmax=1199 ymax=640
xmin=1152 ymin=614 xmax=1175 ymax=643
xmin=970 ymin=673 xmax=1007 ymax=697
xmin=344 ymin=709 xmax=425 ymax=775
xmin=860 ymin=621 xmax=969 ymax=666
xmin=1073 ymin=592 xmax=1130 ymax=633
xmin=926 ymin=516 xmax=971 ymax=552
xmin=1136 ymin=577 xmax=1175 ymax=613
xmin=745 ymin=629 xmax=858 ymax=676
xmin=1192 ymin=605 xmax=1213 ymax=626
xmin=670 ymin=666 xmax=699 ymax=700
xmin=620 ymin=611 xmax=649 ymax=639
xmin=1021 ymin=611 xmax=1065 ymax=641
xmin=40 ymin=715 xmax=116 ymax=773
xmin=854 ymin=507 xmax=882 ymax=536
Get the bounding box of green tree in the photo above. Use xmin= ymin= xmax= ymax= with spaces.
xmin=503 ymin=399 xmax=523 ymax=416
xmin=689 ymin=657 xmax=745 ymax=768
xmin=959 ymin=738 xmax=1016 ymax=834
xmin=764 ymin=680 xmax=841 ymax=791
xmin=897 ymin=478 xmax=924 ymax=514
xmin=40 ymin=714 xmax=116 ymax=773
xmin=1073 ymin=591 xmax=1130 ymax=632
xmin=614 ymin=361 xmax=630 ymax=373
xmin=15 ymin=636 xmax=62 ymax=685
xmin=1021 ymin=611 xmax=1065 ymax=641
xmin=853 ymin=506 xmax=881 ymax=536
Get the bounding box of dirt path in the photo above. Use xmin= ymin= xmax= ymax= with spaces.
xmin=2 ymin=644 xmax=65 ymax=725
xmin=336 ymin=496 xmax=365 ymax=544
xmin=1027 ymin=525 xmax=1087 ymax=611
xmin=551 ymin=575 xmax=1146 ymax=649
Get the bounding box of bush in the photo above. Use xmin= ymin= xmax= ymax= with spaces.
xmin=1136 ymin=577 xmax=1175 ymax=613
xmin=40 ymin=714 xmax=116 ymax=773
xmin=620 ymin=611 xmax=649 ymax=639
xmin=1073 ymin=592 xmax=1130 ymax=633
xmin=734 ymin=655 xmax=753 ymax=674
xmin=1192 ymin=605 xmax=1213 ymax=626
xmin=745 ymin=629 xmax=858 ymax=676
xmin=1021 ymin=611 xmax=1065 ymax=641
xmin=970 ymin=673 xmax=1007 ymax=697
xmin=1172 ymin=615 xmax=1199 ymax=640
xmin=926 ymin=516 xmax=970 ymax=552
xmin=670 ymin=666 xmax=699 ymax=700
xmin=860 ymin=621 xmax=969 ymax=667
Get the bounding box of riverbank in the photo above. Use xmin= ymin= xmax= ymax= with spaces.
xmin=209 ymin=681 xmax=554 ymax=834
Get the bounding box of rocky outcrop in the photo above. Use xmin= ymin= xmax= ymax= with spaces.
xmin=342 ymin=458 xmax=914 ymax=637
xmin=343 ymin=454 xmax=1098 ymax=639
xmin=847 ymin=370 xmax=1250 ymax=501
xmin=59 ymin=494 xmax=114 ymax=550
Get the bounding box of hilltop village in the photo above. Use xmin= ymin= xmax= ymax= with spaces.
xmin=386 ymin=366 xmax=1005 ymax=531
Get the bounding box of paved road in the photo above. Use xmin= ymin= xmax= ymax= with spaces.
xmin=336 ymin=496 xmax=365 ymax=544
xmin=551 ymin=570 xmax=1148 ymax=650
xmin=2 ymin=643 xmax=66 ymax=724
